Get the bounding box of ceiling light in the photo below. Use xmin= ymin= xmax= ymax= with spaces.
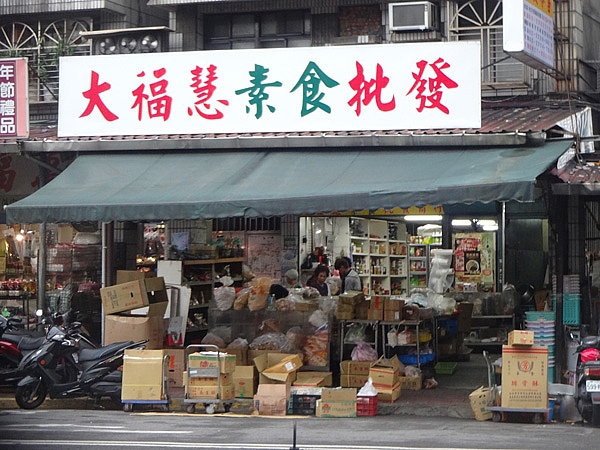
xmin=482 ymin=224 xmax=499 ymax=231
xmin=451 ymin=219 xmax=472 ymax=227
xmin=404 ymin=215 xmax=443 ymax=222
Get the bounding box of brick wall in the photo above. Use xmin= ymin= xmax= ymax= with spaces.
xmin=339 ymin=5 xmax=381 ymax=37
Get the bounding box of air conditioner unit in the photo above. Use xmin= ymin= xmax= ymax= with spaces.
xmin=388 ymin=1 xmax=439 ymax=32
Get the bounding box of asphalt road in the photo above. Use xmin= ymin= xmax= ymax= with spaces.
xmin=0 ymin=408 xmax=598 ymax=450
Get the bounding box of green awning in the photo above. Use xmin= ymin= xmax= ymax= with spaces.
xmin=5 ymin=141 xmax=573 ymax=224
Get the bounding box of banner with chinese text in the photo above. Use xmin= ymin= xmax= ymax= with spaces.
xmin=0 ymin=58 xmax=29 ymax=139
xmin=58 ymin=42 xmax=481 ymax=137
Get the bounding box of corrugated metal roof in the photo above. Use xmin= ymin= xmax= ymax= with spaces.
xmin=0 ymin=101 xmax=584 ymax=151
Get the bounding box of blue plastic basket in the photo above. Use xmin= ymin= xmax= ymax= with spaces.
xmin=398 ymin=353 xmax=435 ymax=366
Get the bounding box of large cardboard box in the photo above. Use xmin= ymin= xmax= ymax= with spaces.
xmin=508 ymin=330 xmax=535 ymax=347
xmin=340 ymin=373 xmax=369 ymax=388
xmin=399 ymin=375 xmax=422 ymax=391
xmin=116 ymin=270 xmax=156 ymax=285
xmin=101 ymin=277 xmax=168 ymax=315
xmin=501 ymin=345 xmax=548 ymax=409
xmin=253 ymin=384 xmax=289 ymax=416
xmin=294 ymin=371 xmax=333 ymax=387
xmin=340 ymin=360 xmax=373 ymax=376
xmin=121 ymin=349 xmax=167 ymax=401
xmin=384 ymin=298 xmax=404 ymax=311
xmin=384 ymin=310 xmax=402 ymax=321
xmin=316 ymin=388 xmax=357 ymax=418
xmin=104 ymin=313 xmax=165 ymax=349
xmin=224 ymin=346 xmax=248 ymax=366
xmin=367 ymin=309 xmax=384 ymax=320
xmin=338 ymin=291 xmax=364 ymax=304
xmin=233 ymin=365 xmax=256 ymax=398
xmin=469 ymin=386 xmax=493 ymax=421
xmin=185 ymin=371 xmax=232 ymax=387
xmin=188 ymin=351 xmax=236 ymax=373
xmin=369 ymin=295 xmax=386 ymax=310
xmin=164 ymin=348 xmax=185 ymax=388
xmin=369 ymin=355 xmax=403 ymax=389
xmin=254 ymin=352 xmax=302 ymax=384
xmin=187 ymin=383 xmax=235 ymax=400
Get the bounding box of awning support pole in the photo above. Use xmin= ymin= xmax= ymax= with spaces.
xmin=37 ymin=223 xmax=46 ymax=314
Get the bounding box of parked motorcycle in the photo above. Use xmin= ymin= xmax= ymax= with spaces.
xmin=14 ymin=322 xmax=147 ymax=409
xmin=0 ymin=310 xmax=96 ymax=386
xmin=572 ymin=332 xmax=600 ymax=426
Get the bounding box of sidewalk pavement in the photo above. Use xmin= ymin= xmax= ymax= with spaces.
xmin=0 ymin=354 xmax=489 ymax=419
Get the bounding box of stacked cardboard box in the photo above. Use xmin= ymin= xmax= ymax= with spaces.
xmin=121 ymin=349 xmax=169 ymax=401
xmin=101 ymin=271 xmax=168 ymax=349
xmin=501 ymin=330 xmax=548 ymax=409
xmin=186 ymin=351 xmax=237 ymax=399
xmin=316 ymin=388 xmax=357 ymax=417
xmin=233 ymin=366 xmax=256 ymax=398
xmin=383 ymin=297 xmax=405 ymax=321
xmin=367 ymin=295 xmax=385 ymax=320
xmin=340 ymin=360 xmax=373 ymax=388
xmin=335 ymin=291 xmax=364 ymax=320
xmin=369 ymin=355 xmax=402 ymax=402
xmin=253 ymin=352 xmax=303 ymax=385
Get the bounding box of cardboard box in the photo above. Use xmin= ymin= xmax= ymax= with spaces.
xmin=186 ymin=372 xmax=232 ymax=387
xmin=321 ymin=387 xmax=356 ymax=402
xmin=188 ymin=351 xmax=236 ymax=374
xmin=369 ymin=295 xmax=386 ymax=310
xmin=501 ymin=345 xmax=548 ymax=409
xmin=340 ymin=373 xmax=369 ymax=388
xmin=367 ymin=309 xmax=384 ymax=321
xmin=384 ymin=298 xmax=404 ymax=311
xmin=469 ymin=386 xmax=493 ymax=421
xmin=187 ymin=383 xmax=235 ymax=400
xmin=369 ymin=355 xmax=403 ymax=389
xmin=164 ymin=348 xmax=185 ymax=388
xmin=253 ymin=384 xmax=290 ymax=416
xmin=254 ymin=352 xmax=302 ymax=384
xmin=104 ymin=313 xmax=165 ymax=349
xmin=508 ymin=330 xmax=535 ymax=347
xmin=340 ymin=360 xmax=373 ymax=376
xmin=335 ymin=310 xmax=355 ymax=320
xmin=354 ymin=300 xmax=369 ymax=320
xmin=121 ymin=349 xmax=167 ymax=401
xmin=295 ymin=371 xmax=332 ymax=387
xmin=376 ymin=382 xmax=401 ymax=403
xmin=315 ymin=398 xmax=357 ymax=418
xmin=399 ymin=375 xmax=422 ymax=391
xmin=224 ymin=346 xmax=248 ymax=366
xmin=100 ymin=277 xmax=168 ymax=315
xmin=233 ymin=365 xmax=256 ymax=398
xmin=116 ymin=270 xmax=156 ymax=285
xmin=338 ymin=291 xmax=364 ymax=304
xmin=384 ymin=310 xmax=403 ymax=321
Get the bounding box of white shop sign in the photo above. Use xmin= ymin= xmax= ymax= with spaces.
xmin=58 ymin=41 xmax=481 ymax=137
xmin=503 ymin=0 xmax=554 ymax=70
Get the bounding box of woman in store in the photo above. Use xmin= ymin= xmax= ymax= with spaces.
xmin=306 ymin=264 xmax=330 ymax=296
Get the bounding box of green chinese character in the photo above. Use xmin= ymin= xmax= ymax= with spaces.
xmin=235 ymin=64 xmax=282 ymax=119
xmin=291 ymin=61 xmax=339 ymax=117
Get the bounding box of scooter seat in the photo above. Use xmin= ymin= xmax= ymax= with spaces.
xmin=79 ymin=341 xmax=134 ymax=362
xmin=3 ymin=334 xmax=47 ymax=350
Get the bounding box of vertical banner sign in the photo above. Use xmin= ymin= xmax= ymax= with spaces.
xmin=58 ymin=42 xmax=481 ymax=137
xmin=0 ymin=58 xmax=29 ymax=138
xmin=503 ymin=0 xmax=555 ymax=70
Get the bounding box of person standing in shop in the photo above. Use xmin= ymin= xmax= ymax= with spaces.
xmin=285 ymin=269 xmax=302 ymax=289
xmin=306 ymin=265 xmax=330 ymax=296
xmin=335 ymin=257 xmax=362 ymax=293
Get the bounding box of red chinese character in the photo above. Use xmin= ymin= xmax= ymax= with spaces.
xmin=407 ymin=58 xmax=458 ymax=115
xmin=188 ymin=64 xmax=229 ymax=120
xmin=80 ymin=71 xmax=119 ymax=121
xmin=348 ymin=62 xmax=395 ymax=116
xmin=132 ymin=68 xmax=172 ymax=121
xmin=0 ymin=155 xmax=16 ymax=192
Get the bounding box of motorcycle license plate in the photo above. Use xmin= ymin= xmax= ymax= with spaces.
xmin=586 ymin=380 xmax=600 ymax=392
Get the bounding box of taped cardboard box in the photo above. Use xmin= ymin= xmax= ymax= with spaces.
xmin=369 ymin=355 xmax=404 ymax=389
xmin=501 ymin=345 xmax=548 ymax=409
xmin=188 ymin=351 xmax=236 ymax=374
xmin=508 ymin=330 xmax=534 ymax=347
xmin=101 ymin=277 xmax=168 ymax=315
xmin=122 ymin=349 xmax=167 ymax=401
xmin=376 ymin=382 xmax=401 ymax=403
xmin=321 ymin=387 xmax=356 ymax=402
xmin=384 ymin=310 xmax=402 ymax=321
xmin=338 ymin=291 xmax=364 ymax=305
xmin=116 ymin=270 xmax=156 ymax=285
xmin=104 ymin=311 xmax=166 ymax=350
xmin=340 ymin=373 xmax=369 ymax=388
xmin=340 ymin=360 xmax=373 ymax=376
xmin=164 ymin=348 xmax=185 ymax=388
xmin=399 ymin=375 xmax=422 ymax=391
xmin=295 ymin=371 xmax=332 ymax=387
xmin=187 ymin=383 xmax=235 ymax=400
xmin=184 ymin=371 xmax=232 ymax=387
xmin=384 ymin=298 xmax=404 ymax=311
xmin=254 ymin=352 xmax=302 ymax=384
xmin=369 ymin=295 xmax=386 ymax=310
xmin=316 ymin=389 xmax=357 ymax=418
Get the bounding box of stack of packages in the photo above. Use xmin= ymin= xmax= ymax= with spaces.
xmin=340 ymin=360 xmax=373 ymax=388
xmin=384 ymin=297 xmax=405 ymax=321
xmin=368 ymin=355 xmax=402 ymax=403
xmin=185 ymin=351 xmax=237 ymax=400
xmin=501 ymin=330 xmax=548 ymax=411
xmin=335 ymin=291 xmax=364 ymax=320
xmin=367 ymin=295 xmax=384 ymax=320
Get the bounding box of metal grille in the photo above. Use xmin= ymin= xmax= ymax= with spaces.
xmin=213 ymin=216 xmax=281 ymax=232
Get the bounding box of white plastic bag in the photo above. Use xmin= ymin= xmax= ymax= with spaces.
xmin=358 ymin=377 xmax=378 ymax=396
xmin=214 ymin=286 xmax=235 ymax=311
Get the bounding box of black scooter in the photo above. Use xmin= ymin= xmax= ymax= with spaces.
xmin=572 ymin=332 xmax=600 ymax=426
xmin=14 ymin=323 xmax=146 ymax=409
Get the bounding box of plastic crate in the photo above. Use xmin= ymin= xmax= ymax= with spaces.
xmin=288 ymin=394 xmax=320 ymax=415
xmin=357 ymin=395 xmax=378 ymax=416
xmin=434 ymin=362 xmax=457 ymax=375
xmin=438 ymin=319 xmax=458 ymax=337
xmin=525 ymin=311 xmax=555 ymax=322
xmin=563 ymin=298 xmax=581 ymax=325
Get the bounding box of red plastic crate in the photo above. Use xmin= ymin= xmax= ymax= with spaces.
xmin=357 ymin=395 xmax=378 ymax=417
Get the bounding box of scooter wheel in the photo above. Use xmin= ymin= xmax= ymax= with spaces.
xmin=186 ymin=404 xmax=196 ymax=414
xmin=15 ymin=380 xmax=47 ymax=410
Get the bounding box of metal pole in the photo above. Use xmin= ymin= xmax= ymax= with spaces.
xmin=37 ymin=222 xmax=46 ymax=313
xmin=500 ymin=201 xmax=506 ymax=290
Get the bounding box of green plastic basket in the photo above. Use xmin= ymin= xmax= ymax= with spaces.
xmin=434 ymin=362 xmax=457 ymax=375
